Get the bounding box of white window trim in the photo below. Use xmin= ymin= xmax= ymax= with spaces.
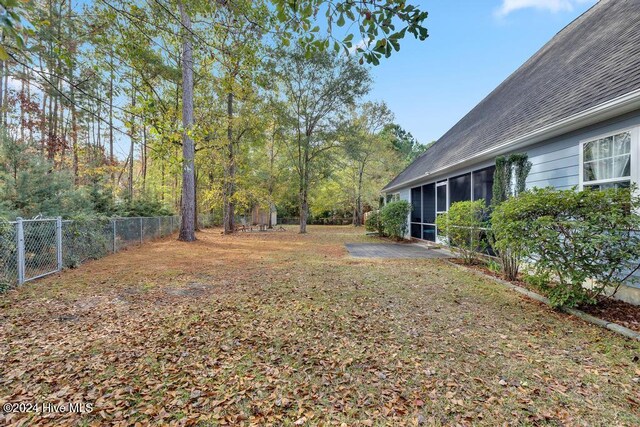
xmin=409 ymin=183 xmax=439 ymax=241
xmin=578 ymin=126 xmax=640 ymax=190
xmin=434 ymin=180 xmax=449 ymax=244
xmin=436 ymin=180 xmax=448 ymax=214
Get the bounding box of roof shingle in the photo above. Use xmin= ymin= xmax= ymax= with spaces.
xmin=384 ymin=0 xmax=640 ymax=191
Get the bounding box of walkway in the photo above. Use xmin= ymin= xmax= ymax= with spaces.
xmin=345 ymin=242 xmax=452 ymax=259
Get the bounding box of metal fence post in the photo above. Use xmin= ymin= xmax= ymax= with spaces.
xmin=112 ymin=219 xmax=117 ymax=253
xmin=158 ymin=217 xmax=161 ymax=238
xmin=16 ymin=217 xmax=25 ymax=285
xmin=140 ymin=217 xmax=143 ymax=244
xmin=56 ymin=217 xmax=62 ymax=271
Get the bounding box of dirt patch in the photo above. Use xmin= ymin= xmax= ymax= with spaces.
xmin=165 ymin=282 xmax=209 ymax=297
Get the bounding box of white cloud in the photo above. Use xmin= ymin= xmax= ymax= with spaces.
xmin=348 ymin=38 xmax=370 ymax=55
xmin=495 ymin=0 xmax=594 ymax=17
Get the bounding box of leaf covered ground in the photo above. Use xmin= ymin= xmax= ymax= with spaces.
xmin=1 ymin=226 xmax=639 ymax=426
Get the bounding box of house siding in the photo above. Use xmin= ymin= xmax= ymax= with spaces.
xmin=524 ymin=110 xmax=640 ymax=190
xmin=389 ymin=110 xmax=640 ymax=302
xmin=394 ymin=110 xmax=640 ymax=198
xmin=398 ymin=188 xmax=410 ymax=202
xmin=397 ymin=188 xmax=411 ymax=239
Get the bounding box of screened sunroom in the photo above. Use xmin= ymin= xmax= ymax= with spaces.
xmin=409 ymin=165 xmax=495 ymax=241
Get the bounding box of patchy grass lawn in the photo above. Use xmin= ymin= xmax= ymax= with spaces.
xmin=1 ymin=226 xmax=639 ymax=426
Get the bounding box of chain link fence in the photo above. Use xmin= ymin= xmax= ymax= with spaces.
xmin=0 ymin=214 xmax=218 ymax=290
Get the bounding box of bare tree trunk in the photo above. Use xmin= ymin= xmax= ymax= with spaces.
xmin=25 ymin=64 xmax=32 ymax=142
xmin=128 ymin=87 xmax=135 ymax=199
xmin=299 ymin=159 xmax=309 ymax=234
xmin=70 ymin=78 xmax=78 ymax=180
xmin=48 ymin=0 xmax=62 ymax=162
xmin=59 ymin=110 xmax=67 ymax=167
xmin=353 ymin=167 xmax=364 ymax=226
xmin=109 ymin=51 xmax=114 ymax=184
xmin=40 ymin=92 xmax=47 ymax=154
xmin=2 ymin=61 xmax=8 ymax=127
xmin=297 ymin=133 xmax=312 ymax=234
xmin=267 ymin=137 xmax=276 ymax=229
xmin=96 ymin=102 xmax=101 ymax=151
xmin=142 ymin=124 xmax=147 ymax=192
xmin=0 ymin=30 xmax=4 ymax=124
xmin=161 ymin=160 xmax=165 ymax=201
xmin=299 ymin=187 xmax=308 ymax=233
xmin=178 ymin=0 xmax=196 ymax=242
xmin=71 ymin=105 xmax=78 ymax=179
xmin=68 ymin=0 xmax=79 ymax=181
xmin=194 ymin=165 xmax=200 ymax=231
xmin=19 ymin=66 xmax=25 ymax=142
xmin=223 ymin=92 xmax=235 ymax=234
xmin=49 ymin=84 xmax=58 ymax=160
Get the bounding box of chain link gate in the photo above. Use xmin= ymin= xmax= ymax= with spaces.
xmin=19 ymin=218 xmax=62 ymax=283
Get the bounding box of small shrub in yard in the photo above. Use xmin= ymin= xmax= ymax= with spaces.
xmin=523 ymin=271 xmax=552 ymax=291
xmin=380 ymin=200 xmax=411 ymax=240
xmin=365 ymin=210 xmax=384 ymax=235
xmin=62 ymin=217 xmax=111 ymax=268
xmin=486 ymin=259 xmax=502 ymax=275
xmin=491 ymin=186 xmax=640 ymax=308
xmin=435 ymin=200 xmax=487 ymax=265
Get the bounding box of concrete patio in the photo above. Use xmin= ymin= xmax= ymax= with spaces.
xmin=345 ymin=243 xmax=453 ymax=259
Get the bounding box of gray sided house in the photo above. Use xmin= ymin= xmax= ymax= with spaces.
xmin=382 ymin=0 xmax=640 ymax=303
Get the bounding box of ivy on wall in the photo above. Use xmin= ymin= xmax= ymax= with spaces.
xmin=492 ymin=154 xmax=532 ymax=206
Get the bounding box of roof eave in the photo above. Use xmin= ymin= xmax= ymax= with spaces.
xmin=382 ymin=88 xmax=640 ymax=193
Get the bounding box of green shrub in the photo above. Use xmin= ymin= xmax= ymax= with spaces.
xmin=491 ymin=186 xmax=640 ymax=308
xmin=365 ymin=210 xmax=384 ymax=235
xmin=62 ymin=217 xmax=111 ymax=268
xmin=486 ymin=259 xmax=502 ymax=275
xmin=435 ymin=200 xmax=487 ymax=264
xmin=523 ymin=271 xmax=551 ymax=291
xmin=491 ymin=200 xmax=529 ymax=282
xmin=116 ymin=198 xmax=173 ymax=217
xmin=379 ymin=200 xmax=411 ymax=240
xmin=0 ymin=131 xmax=95 ymax=220
xmin=490 ymin=153 xmax=532 ymax=280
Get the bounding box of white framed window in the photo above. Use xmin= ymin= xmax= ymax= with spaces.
xmin=579 ymin=127 xmax=639 ymax=190
xmin=436 ymin=180 xmax=448 ymax=213
xmin=385 ymin=193 xmax=400 ymax=204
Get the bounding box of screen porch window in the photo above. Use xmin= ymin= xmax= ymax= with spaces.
xmin=410 ymin=187 xmax=422 ymax=222
xmin=449 ymin=173 xmax=471 ymax=205
xmin=436 ymin=182 xmax=447 ymax=213
xmin=582 ymin=131 xmax=632 ymax=190
xmin=472 ymin=166 xmax=495 ymax=205
xmin=407 ymin=165 xmax=496 ymax=242
xmin=410 ymin=184 xmax=436 ymax=241
xmin=410 ymin=187 xmax=422 ymax=238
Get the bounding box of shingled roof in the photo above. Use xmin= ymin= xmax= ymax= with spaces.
xmin=383 ymin=0 xmax=640 ymax=191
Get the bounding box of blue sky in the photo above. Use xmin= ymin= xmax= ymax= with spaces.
xmin=367 ymin=0 xmax=597 ymax=144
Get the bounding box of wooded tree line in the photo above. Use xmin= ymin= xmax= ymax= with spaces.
xmin=0 ymin=0 xmax=428 ymax=236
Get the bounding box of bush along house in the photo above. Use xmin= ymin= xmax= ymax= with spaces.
xmin=382 ymin=0 xmax=640 ymax=304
